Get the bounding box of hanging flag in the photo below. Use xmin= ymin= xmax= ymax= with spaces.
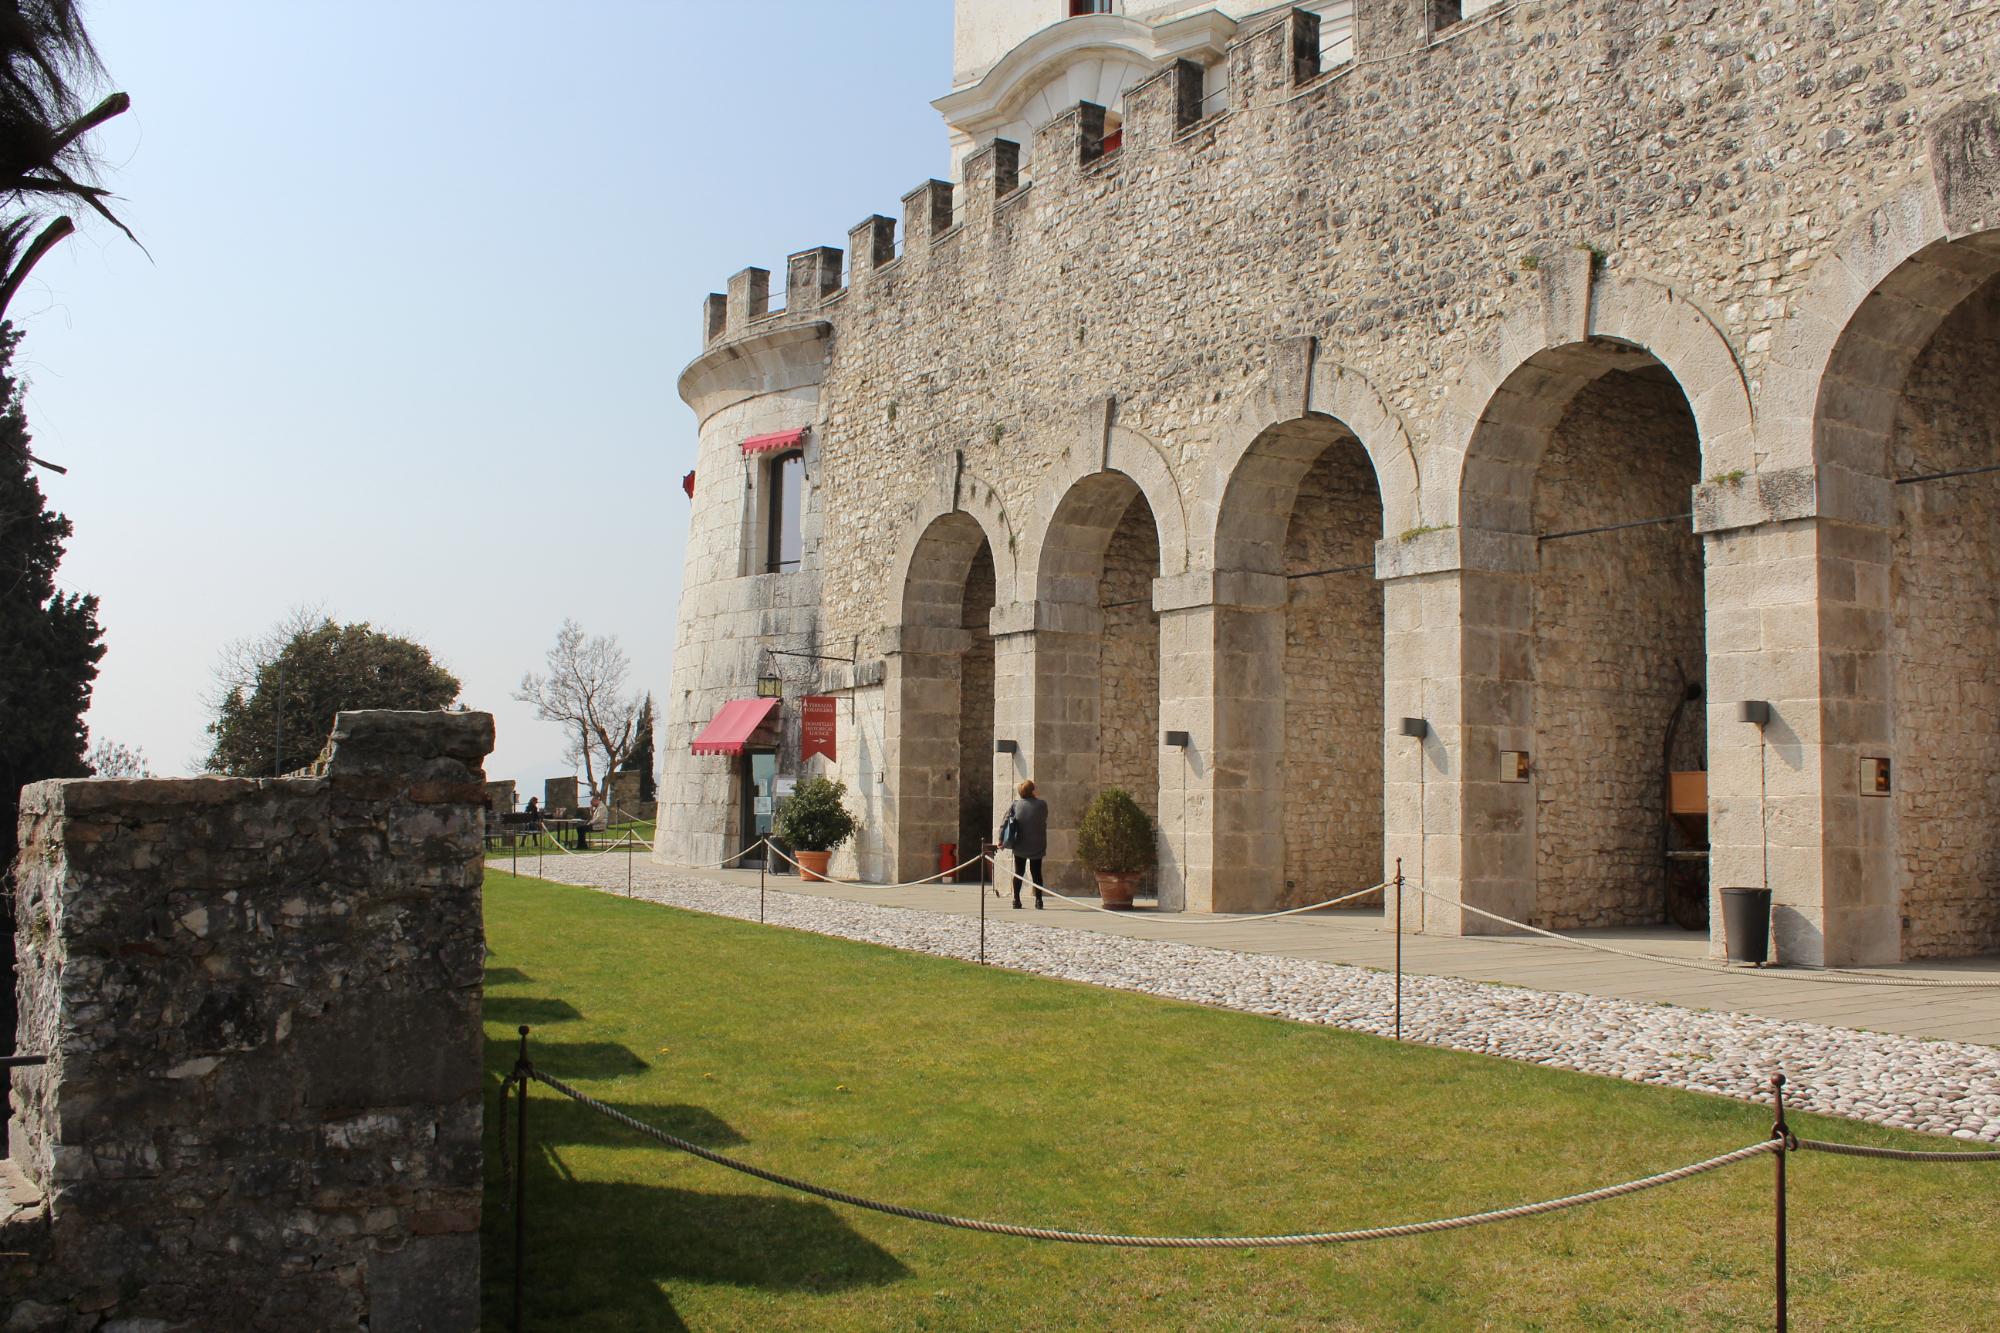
xmin=801 ymin=695 xmax=837 ymax=762
xmin=682 ymin=469 xmax=696 ymax=499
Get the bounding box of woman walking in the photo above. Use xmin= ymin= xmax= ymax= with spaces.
xmin=1003 ymin=779 xmax=1049 ymax=910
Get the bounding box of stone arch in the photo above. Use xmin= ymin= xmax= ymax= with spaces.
xmin=1780 ymin=148 xmax=2000 ymax=959
xmin=1029 ymin=468 xmax=1164 ymax=894
xmin=1199 ymin=349 xmax=1420 ymax=558
xmin=887 ymin=464 xmax=1020 ymax=616
xmin=1210 ymin=406 xmax=1388 ymax=911
xmin=888 ymin=508 xmax=1001 ymax=882
xmin=1443 ymin=268 xmax=1716 ymax=934
xmin=1766 ymin=190 xmax=2000 ymax=485
xmin=1025 ymin=418 xmax=1188 ymax=594
xmin=1434 ymin=268 xmax=1754 ymax=529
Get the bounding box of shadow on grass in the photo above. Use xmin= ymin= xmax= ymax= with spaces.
xmin=511 ymin=1176 xmax=908 ymax=1308
xmin=486 ymin=1033 xmax=652 ymax=1080
xmin=525 ymin=1094 xmax=745 ymax=1151
xmin=485 ymin=995 xmax=584 ymax=1026
xmin=489 ymin=1101 xmax=907 ymax=1327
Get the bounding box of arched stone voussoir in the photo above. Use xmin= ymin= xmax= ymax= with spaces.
xmin=888 ymin=465 xmax=1021 ymax=625
xmin=1436 ymin=267 xmax=1753 ymax=529
xmin=1761 ymin=172 xmax=2000 ymax=478
xmin=1025 ymin=417 xmax=1190 ymax=598
xmin=1199 ymin=358 xmax=1418 ymax=564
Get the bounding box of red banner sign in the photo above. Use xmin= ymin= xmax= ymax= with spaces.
xmin=801 ymin=695 xmax=837 ymax=763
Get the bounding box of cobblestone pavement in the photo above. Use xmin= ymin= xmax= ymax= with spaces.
xmin=499 ymin=856 xmax=2000 ymax=1142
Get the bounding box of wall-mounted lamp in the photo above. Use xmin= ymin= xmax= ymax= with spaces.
xmin=1400 ymin=718 xmax=1429 ymax=738
xmin=1163 ymin=730 xmax=1191 ymax=749
xmin=995 ymin=739 xmax=1018 ymax=755
xmin=1739 ymin=700 xmax=1771 ymax=726
xmin=756 ymin=673 xmax=783 ymax=699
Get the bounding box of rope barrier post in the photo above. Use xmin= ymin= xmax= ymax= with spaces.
xmin=979 ymin=844 xmax=988 ymax=965
xmin=511 ymin=832 xmax=517 ymax=877
xmin=760 ymin=845 xmax=767 ymax=923
xmin=626 ymin=831 xmax=633 ymax=897
xmin=1394 ymin=857 xmax=1404 ymax=1043
xmin=512 ymin=1025 xmax=533 ymax=1333
xmin=1771 ymin=1072 xmax=1790 ymax=1333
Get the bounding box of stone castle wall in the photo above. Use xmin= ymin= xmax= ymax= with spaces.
xmin=4 ymin=711 xmax=492 ymax=1330
xmin=670 ymin=0 xmax=2000 ymax=959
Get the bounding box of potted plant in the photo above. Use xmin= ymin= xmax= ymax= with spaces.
xmin=773 ymin=776 xmax=858 ymax=882
xmin=1076 ymin=787 xmax=1155 ymax=910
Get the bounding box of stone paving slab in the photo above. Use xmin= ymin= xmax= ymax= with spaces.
xmin=497 ymin=854 xmax=2000 ymax=1141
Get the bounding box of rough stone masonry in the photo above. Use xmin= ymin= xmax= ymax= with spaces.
xmin=663 ymin=0 xmax=2000 ymax=969
xmin=2 ymin=710 xmax=493 ymax=1331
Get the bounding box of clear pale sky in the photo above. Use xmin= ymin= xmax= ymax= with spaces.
xmin=20 ymin=1 xmax=948 ymax=787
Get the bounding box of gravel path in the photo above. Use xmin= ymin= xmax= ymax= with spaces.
xmin=503 ymin=856 xmax=2000 ymax=1143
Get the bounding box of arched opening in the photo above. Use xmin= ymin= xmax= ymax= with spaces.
xmin=1037 ymin=473 xmax=1161 ymax=894
xmin=1466 ymin=339 xmax=1707 ymax=930
xmin=1215 ymin=416 xmax=1385 ymax=910
xmin=892 ymin=512 xmax=998 ymax=881
xmin=1818 ymin=231 xmax=2000 ymax=959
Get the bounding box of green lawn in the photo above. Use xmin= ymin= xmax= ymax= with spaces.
xmin=480 ymin=870 xmax=2000 ymax=1331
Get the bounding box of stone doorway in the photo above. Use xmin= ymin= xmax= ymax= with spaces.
xmin=892 ymin=512 xmax=998 ymax=882
xmin=1817 ymin=233 xmax=2000 ymax=959
xmin=1036 ymin=473 xmax=1163 ymax=894
xmin=1461 ymin=339 xmax=1708 ymax=931
xmin=1214 ymin=417 xmax=1386 ymax=911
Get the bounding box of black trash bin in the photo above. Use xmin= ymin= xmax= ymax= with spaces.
xmin=1720 ymin=887 xmax=1773 ymax=964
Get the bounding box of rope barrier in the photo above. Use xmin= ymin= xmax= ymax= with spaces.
xmin=525 ymin=1067 xmax=1778 ymax=1248
xmin=1021 ymin=871 xmax=1391 ymax=923
xmin=1409 ymin=883 xmax=2000 ymax=990
xmin=761 ymin=843 xmax=996 ymax=891
xmin=1794 ymin=1137 xmax=2000 ymax=1163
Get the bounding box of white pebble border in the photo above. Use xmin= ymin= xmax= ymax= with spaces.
xmin=502 ymin=857 xmax=2000 ymax=1143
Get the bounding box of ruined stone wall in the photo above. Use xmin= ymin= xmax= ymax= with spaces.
xmin=1283 ymin=440 xmax=1383 ymax=907
xmin=1892 ymin=274 xmax=2000 ymax=958
xmin=4 ymin=710 xmax=492 ymax=1331
xmin=544 ymin=774 xmax=578 ymax=813
xmin=957 ymin=544 xmax=998 ymax=861
xmin=1532 ymin=369 xmax=1704 ymax=928
xmin=1098 ymin=496 xmax=1162 ymax=844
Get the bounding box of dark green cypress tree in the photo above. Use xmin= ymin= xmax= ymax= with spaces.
xmin=621 ymin=691 xmax=656 ymax=802
xmin=0 ymin=320 xmax=105 ymax=1057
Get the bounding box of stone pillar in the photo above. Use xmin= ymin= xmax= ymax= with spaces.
xmin=883 ymin=626 xmax=973 ymax=882
xmin=5 ymin=711 xmax=493 ymax=1331
xmin=1378 ymin=528 xmax=1535 ymax=935
xmin=1155 ymin=571 xmax=1288 ymax=913
xmin=1702 ymin=501 xmax=1896 ymax=968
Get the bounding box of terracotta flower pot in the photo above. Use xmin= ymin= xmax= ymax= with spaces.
xmin=795 ymin=849 xmax=832 ymax=882
xmin=1095 ymin=871 xmax=1140 ymax=910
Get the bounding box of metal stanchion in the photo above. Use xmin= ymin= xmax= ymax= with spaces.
xmin=979 ymin=844 xmax=989 ymax=965
xmin=1772 ymin=1073 xmax=1790 ymax=1332
xmin=512 ymin=1025 xmax=532 ymax=1333
xmin=1394 ymin=857 xmax=1404 ymax=1043
xmin=760 ymin=850 xmax=767 ymax=924
xmin=626 ymin=832 xmax=633 ymax=897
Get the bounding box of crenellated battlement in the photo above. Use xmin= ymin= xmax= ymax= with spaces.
xmin=693 ymin=5 xmax=1401 ymax=350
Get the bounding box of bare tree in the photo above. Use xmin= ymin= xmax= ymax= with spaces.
xmin=85 ymin=737 xmax=149 ymax=777
xmin=514 ymin=620 xmax=640 ymax=802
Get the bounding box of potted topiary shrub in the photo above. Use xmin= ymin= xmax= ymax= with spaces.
xmin=773 ymin=776 xmax=858 ymax=882
xmin=1076 ymin=787 xmax=1155 ymax=910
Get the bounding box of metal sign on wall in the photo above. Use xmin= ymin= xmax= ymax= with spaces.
xmin=801 ymin=696 xmax=837 ymax=762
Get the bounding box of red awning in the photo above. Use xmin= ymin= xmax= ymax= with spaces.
xmin=742 ymin=428 xmax=807 ymax=456
xmin=690 ymin=697 xmax=780 ymax=756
